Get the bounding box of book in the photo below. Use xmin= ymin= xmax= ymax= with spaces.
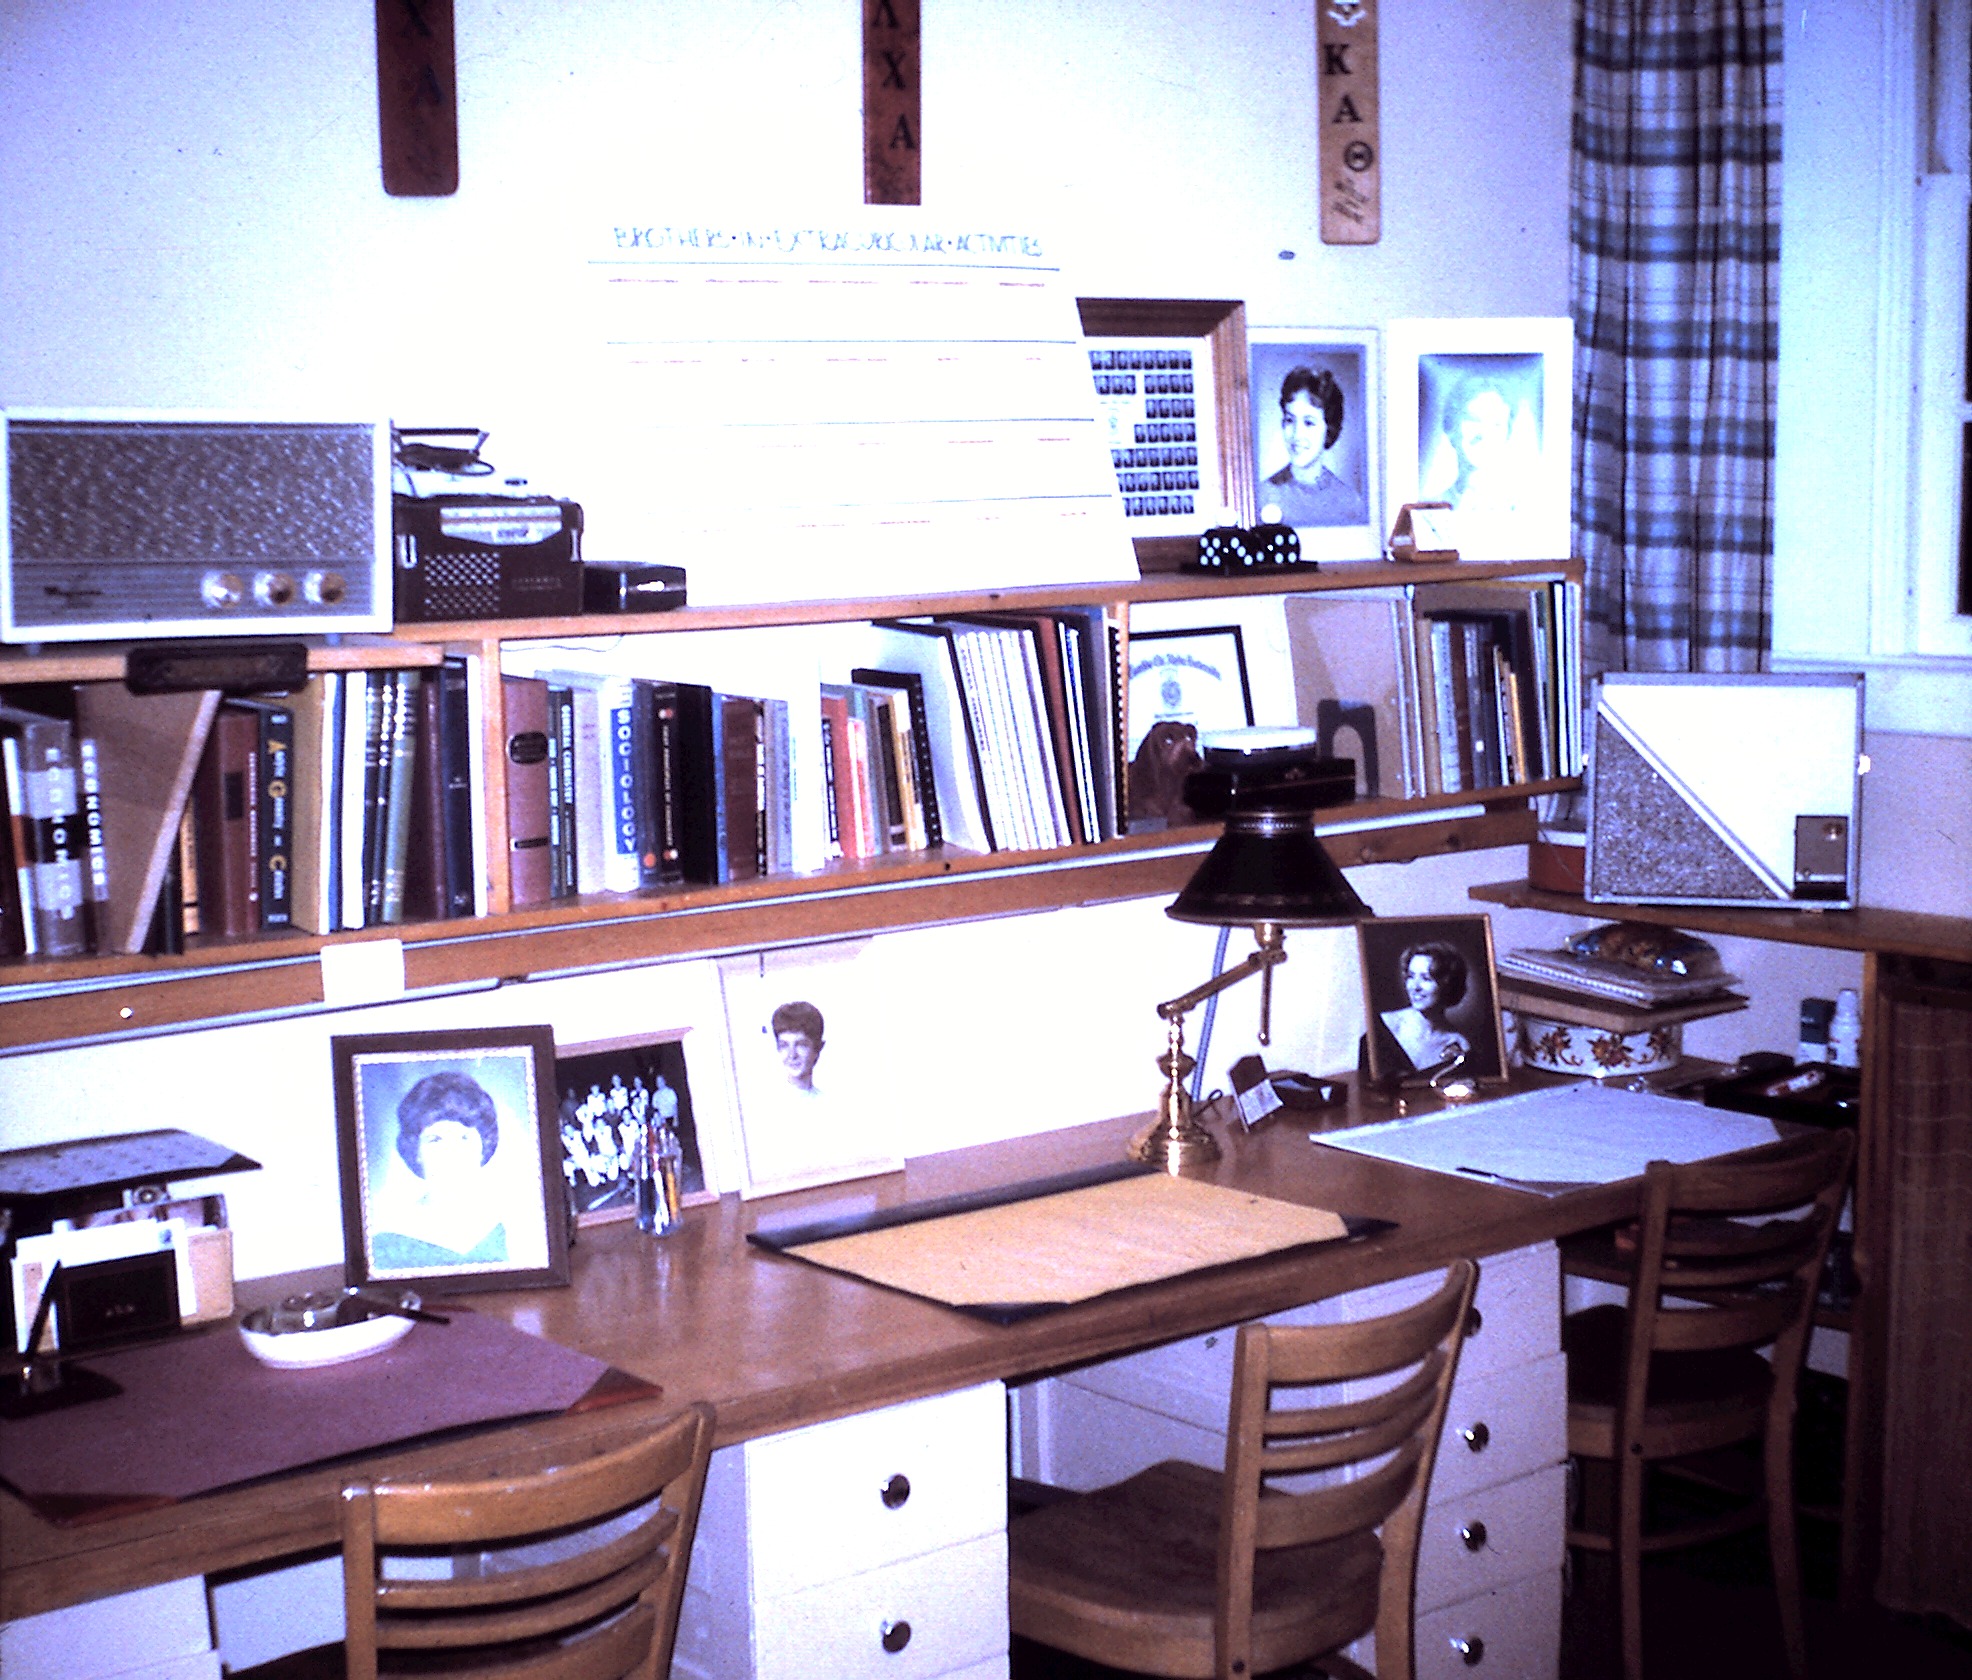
xmin=400 ymin=671 xmax=450 ymax=923
xmin=69 ymin=686 xmax=220 ymax=954
xmin=956 ymin=613 xmax=1089 ymax=844
xmin=630 ymin=678 xmax=686 ymax=889
xmin=75 ymin=730 xmax=111 ymax=946
xmin=544 ymin=683 xmax=572 ymax=898
xmin=188 ymin=702 xmax=262 ymax=940
xmin=818 ymin=685 xmax=875 ymax=860
xmin=338 ymin=671 xmax=375 ymax=930
xmin=438 ymin=657 xmax=480 ymax=916
xmin=850 ymin=666 xmax=944 ymax=848
xmin=228 ymin=698 xmax=295 ymax=930
xmin=761 ymin=696 xmax=793 ymax=875
xmin=0 ymin=698 xmax=90 ymax=956
xmin=0 ymin=733 xmax=31 ymax=958
xmin=859 ymin=621 xmax=996 ymax=852
xmin=818 ymin=710 xmax=842 ymax=855
xmin=289 ymin=674 xmax=342 ymax=934
xmin=720 ymin=693 xmax=763 ymax=881
xmin=377 ymin=671 xmax=420 ymax=923
xmin=531 ymin=668 xmax=641 ymax=894
xmin=500 ymin=675 xmax=555 ymax=908
xmin=1284 ymin=590 xmax=1423 ymax=800
xmin=670 ymin=682 xmax=724 ymax=886
xmin=359 ymin=671 xmax=397 ymax=926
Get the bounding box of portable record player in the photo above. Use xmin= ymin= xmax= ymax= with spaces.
xmin=391 ymin=427 xmax=584 ymax=622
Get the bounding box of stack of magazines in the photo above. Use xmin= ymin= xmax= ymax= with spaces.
xmin=1498 ymin=922 xmax=1741 ymax=1008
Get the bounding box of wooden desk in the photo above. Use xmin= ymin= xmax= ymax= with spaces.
xmin=0 ymin=1107 xmax=1638 ymax=1627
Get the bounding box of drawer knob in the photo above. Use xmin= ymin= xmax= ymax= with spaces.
xmin=1450 ymin=1634 xmax=1486 ymax=1666
xmin=880 ymin=1473 xmax=912 ymax=1509
xmin=880 ymin=1619 xmax=912 ymax=1654
xmin=1460 ymin=1421 xmax=1491 ymax=1452
xmin=1459 ymin=1520 xmax=1489 ymax=1552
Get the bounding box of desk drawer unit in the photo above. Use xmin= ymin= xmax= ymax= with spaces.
xmin=1012 ymin=1243 xmax=1564 ymax=1680
xmin=674 ymin=1382 xmax=1009 ymax=1680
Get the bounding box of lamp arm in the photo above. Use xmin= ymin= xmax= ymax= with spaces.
xmin=1154 ymin=923 xmax=1287 ymax=1023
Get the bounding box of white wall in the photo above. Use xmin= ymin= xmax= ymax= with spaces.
xmin=0 ymin=1 xmax=1918 ymax=1287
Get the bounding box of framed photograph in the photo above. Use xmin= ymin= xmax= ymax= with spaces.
xmin=1248 ymin=326 xmax=1383 ymax=561
xmin=1125 ymin=625 xmax=1254 ymax=827
xmin=1385 ymin=318 xmax=1573 ymax=562
xmin=1357 ymin=915 xmax=1510 ymax=1084
xmin=1078 ymin=298 xmax=1255 ymax=572
xmin=718 ymin=944 xmax=905 ymax=1201
xmin=332 ymin=1027 xmax=571 ymax=1292
xmin=554 ymin=1032 xmax=715 ymax=1226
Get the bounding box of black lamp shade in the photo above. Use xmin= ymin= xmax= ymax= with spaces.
xmin=1166 ymin=729 xmax=1374 ymax=927
xmin=1168 ymin=809 xmax=1372 ymax=927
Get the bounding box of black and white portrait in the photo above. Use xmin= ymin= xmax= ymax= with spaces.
xmin=1248 ymin=329 xmax=1381 ymax=558
xmin=720 ymin=948 xmax=902 ymax=1199
xmin=1357 ymin=915 xmax=1507 ymax=1084
xmin=1387 ymin=318 xmax=1573 ymax=561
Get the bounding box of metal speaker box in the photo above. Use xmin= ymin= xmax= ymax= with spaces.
xmin=1585 ymin=672 xmax=1865 ymax=910
xmin=393 ymin=493 xmax=584 ymax=623
xmin=1 ymin=410 xmax=392 ymax=643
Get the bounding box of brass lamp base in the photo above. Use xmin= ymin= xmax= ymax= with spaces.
xmin=1129 ymin=1038 xmax=1222 ymax=1173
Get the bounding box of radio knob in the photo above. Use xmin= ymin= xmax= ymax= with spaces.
xmin=302 ymin=570 xmax=346 ymax=606
xmin=201 ymin=571 xmax=245 ymax=610
xmin=253 ymin=572 xmax=296 ymax=608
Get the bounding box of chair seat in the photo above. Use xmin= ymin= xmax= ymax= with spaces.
xmin=1009 ymin=1459 xmax=1382 ymax=1678
xmin=1564 ymin=1303 xmax=1774 ymax=1457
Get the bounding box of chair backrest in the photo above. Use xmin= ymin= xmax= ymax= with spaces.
xmin=340 ymin=1400 xmax=715 ymax=1680
xmin=1219 ymin=1258 xmax=1478 ymax=1680
xmin=1619 ymin=1127 xmax=1855 ymax=1431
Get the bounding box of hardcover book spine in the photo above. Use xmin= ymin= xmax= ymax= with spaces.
xmin=360 ymin=673 xmax=396 ymax=925
xmin=75 ymin=729 xmax=112 ymax=951
xmin=630 ymin=680 xmax=663 ymax=889
xmin=0 ymin=734 xmax=35 ymax=956
xmin=0 ymin=733 xmax=27 ymax=958
xmin=604 ymin=681 xmax=642 ymax=893
xmin=377 ymin=672 xmax=418 ymax=923
xmin=720 ymin=694 xmax=761 ymax=883
xmin=552 ymin=684 xmax=578 ymax=896
xmin=400 ymin=671 xmax=448 ymax=923
xmin=669 ymin=683 xmax=722 ymax=886
xmin=763 ymin=697 xmax=792 ymax=875
xmin=544 ymin=683 xmax=570 ymax=897
xmin=818 ymin=712 xmax=842 ymax=856
xmin=289 ymin=673 xmax=340 ymax=934
xmin=438 ymin=658 xmax=478 ymax=918
xmin=501 ymin=675 xmax=555 ymax=908
xmin=190 ymin=704 xmax=261 ymax=941
xmin=255 ymin=700 xmax=295 ymax=929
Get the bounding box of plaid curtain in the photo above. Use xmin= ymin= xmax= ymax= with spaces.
xmin=1571 ymin=0 xmax=1783 ymax=674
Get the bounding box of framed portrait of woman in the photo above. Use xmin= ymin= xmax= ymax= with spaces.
xmin=1356 ymin=914 xmax=1509 ymax=1084
xmin=1247 ymin=325 xmax=1382 ymax=561
xmin=1384 ymin=318 xmax=1573 ymax=562
xmin=332 ymin=1026 xmax=571 ymax=1293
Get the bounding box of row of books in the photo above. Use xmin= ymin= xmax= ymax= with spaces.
xmin=0 ymin=583 xmax=1577 ymax=961
xmin=499 ymin=609 xmax=1125 ymax=905
xmin=1283 ymin=578 xmax=1582 ymax=802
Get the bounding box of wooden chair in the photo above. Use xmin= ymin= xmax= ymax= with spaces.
xmin=1008 ymin=1259 xmax=1478 ymax=1680
xmin=1562 ymin=1127 xmax=1856 ymax=1680
xmin=339 ymin=1401 xmax=715 ymax=1680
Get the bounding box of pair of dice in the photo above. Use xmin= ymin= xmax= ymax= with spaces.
xmin=1192 ymin=523 xmax=1307 ymax=572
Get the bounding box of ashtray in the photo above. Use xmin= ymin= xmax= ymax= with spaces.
xmin=238 ymin=1287 xmax=428 ymax=1369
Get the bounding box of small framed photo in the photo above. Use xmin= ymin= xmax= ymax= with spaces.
xmin=554 ymin=1032 xmax=714 ymax=1226
xmin=1248 ymin=326 xmax=1383 ymax=560
xmin=1357 ymin=915 xmax=1509 ymax=1084
xmin=332 ymin=1026 xmax=571 ymax=1293
xmin=1385 ymin=318 xmax=1573 ymax=562
xmin=1126 ymin=625 xmax=1255 ymax=827
xmin=718 ymin=944 xmax=905 ymax=1201
xmin=1078 ymin=298 xmax=1255 ymax=572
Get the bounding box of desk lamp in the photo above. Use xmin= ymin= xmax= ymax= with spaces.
xmin=1132 ymin=728 xmax=1373 ymax=1172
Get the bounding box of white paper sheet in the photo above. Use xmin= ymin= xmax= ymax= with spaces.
xmin=1314 ymin=1083 xmax=1784 ymax=1195
xmin=581 ymin=218 xmax=1138 ymax=605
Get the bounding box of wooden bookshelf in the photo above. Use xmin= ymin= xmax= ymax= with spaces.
xmin=0 ymin=561 xmax=1582 ymax=1052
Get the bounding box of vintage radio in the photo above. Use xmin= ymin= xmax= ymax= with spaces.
xmin=1 ymin=410 xmax=392 ymax=642
xmin=392 ymin=492 xmax=585 ymax=623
